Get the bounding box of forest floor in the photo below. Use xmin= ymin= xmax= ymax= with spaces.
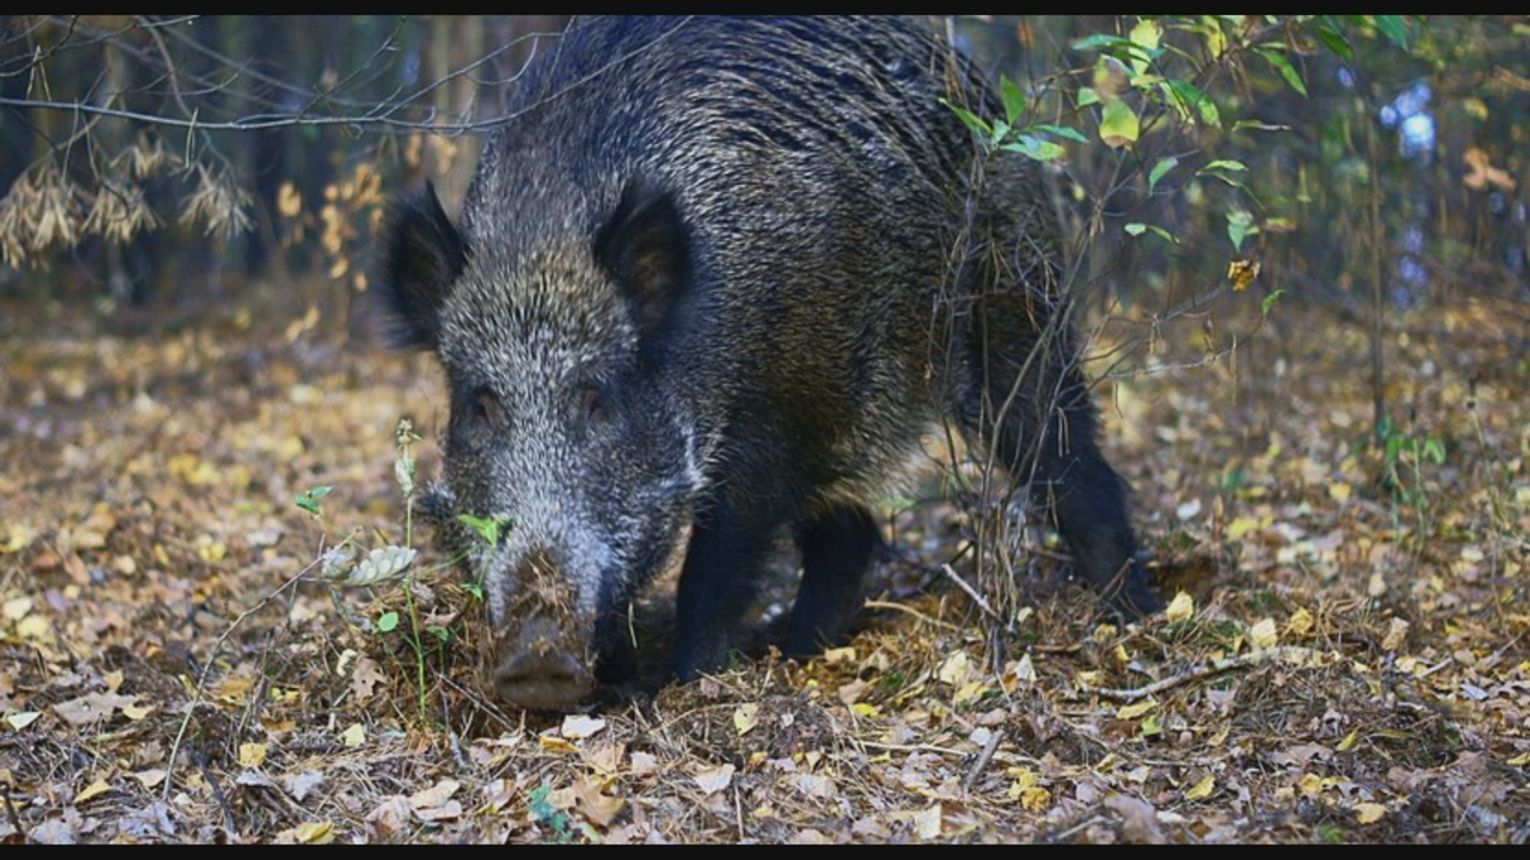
xmin=1 ymin=285 xmax=1527 ymax=844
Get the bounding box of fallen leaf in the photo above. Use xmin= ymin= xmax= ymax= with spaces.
xmin=693 ymin=764 xmax=734 ymax=796
xmin=915 ymin=803 xmax=943 ymax=841
xmin=560 ymin=714 xmax=606 ymax=741
xmin=75 ymin=778 xmax=112 ymax=804
xmin=1250 ymin=617 xmax=1279 ymax=648
xmin=239 ymin=742 xmax=268 ymax=768
xmin=1286 ymin=607 xmax=1314 ymax=637
xmin=133 ymin=769 xmax=167 ymax=789
xmin=1165 ymin=592 xmax=1194 ymax=623
xmin=410 ymin=778 xmax=460 ymax=812
xmin=733 ymin=703 xmax=760 ymax=736
xmin=1381 ymin=617 xmax=1410 ymax=652
xmin=573 ymin=775 xmax=625 ymax=827
xmin=1354 ymin=802 xmax=1387 ymax=824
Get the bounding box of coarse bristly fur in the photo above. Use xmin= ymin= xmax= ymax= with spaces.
xmin=378 ymin=15 xmax=1160 ymax=710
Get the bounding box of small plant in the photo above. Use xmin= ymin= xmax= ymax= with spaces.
xmin=527 ymin=782 xmax=576 ymax=844
xmin=295 ymin=418 xmax=514 ymax=725
xmin=1375 ymin=414 xmax=1446 ymax=542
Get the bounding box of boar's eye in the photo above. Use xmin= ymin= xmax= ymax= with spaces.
xmin=575 ymin=383 xmax=608 ymax=429
xmin=467 ymin=386 xmax=505 ymax=430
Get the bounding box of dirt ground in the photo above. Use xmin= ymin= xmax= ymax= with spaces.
xmin=1 ymin=286 xmax=1527 ymax=843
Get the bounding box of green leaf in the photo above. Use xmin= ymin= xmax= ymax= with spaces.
xmin=1423 ymin=437 xmax=1446 ymax=465
xmin=377 ymin=611 xmax=400 ymax=633
xmin=1128 ymin=19 xmax=1162 ymax=74
xmin=1000 ymin=75 xmax=1025 ymax=127
xmin=1002 ymin=135 xmax=1065 ymax=162
xmin=1148 ymin=156 xmax=1178 ymax=192
xmin=1161 ymin=79 xmax=1220 ymax=127
xmin=1226 ymin=210 xmax=1255 ymax=251
xmin=1373 ymin=15 xmax=1409 ymax=51
xmin=1258 ymin=49 xmax=1308 ymax=97
xmin=1261 ymin=288 xmax=1285 ymax=315
xmin=940 ymin=98 xmax=992 ymax=141
xmin=1316 ymin=19 xmax=1353 ymax=62
xmin=1199 ymin=15 xmax=1227 ymax=59
xmin=1125 ymin=222 xmax=1178 ymax=244
xmin=1077 ymin=87 xmax=1101 ymax=108
xmin=295 ymin=485 xmax=335 ymax=516
xmin=1098 ymin=99 xmax=1140 ymax=149
xmin=457 ymin=513 xmax=513 ymax=548
xmin=1027 ymin=123 xmax=1088 ymax=144
xmin=1071 ymin=33 xmax=1136 ymax=52
xmin=1199 ymin=159 xmax=1248 ymax=174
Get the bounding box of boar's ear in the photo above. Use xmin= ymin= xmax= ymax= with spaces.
xmin=379 ymin=181 xmax=469 ymax=350
xmin=593 ymin=178 xmax=693 ymax=358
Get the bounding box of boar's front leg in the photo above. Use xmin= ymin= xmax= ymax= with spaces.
xmin=671 ymin=493 xmax=779 ymax=681
xmin=784 ymin=504 xmax=880 ymax=657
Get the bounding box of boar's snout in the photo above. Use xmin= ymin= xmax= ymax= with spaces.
xmin=492 ymin=613 xmax=595 ymax=711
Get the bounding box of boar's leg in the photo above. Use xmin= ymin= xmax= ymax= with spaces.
xmin=1031 ymin=389 xmax=1160 ymax=619
xmin=784 ymin=504 xmax=881 ymax=657
xmin=961 ymin=300 xmax=1159 ymax=619
xmin=671 ymin=493 xmax=779 ymax=681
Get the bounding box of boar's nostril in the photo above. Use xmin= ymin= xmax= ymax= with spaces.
xmin=493 ymin=647 xmax=595 ymax=711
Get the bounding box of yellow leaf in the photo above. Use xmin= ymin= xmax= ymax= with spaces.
xmin=76 ymin=778 xmax=112 ymax=805
xmin=1354 ymin=803 xmax=1387 ymax=825
xmin=1226 ymin=516 xmax=1265 ymax=540
xmin=1165 ymin=591 xmax=1194 ymax=623
xmin=733 ymin=703 xmax=760 ymax=736
xmin=539 ymin=735 xmax=577 ymax=754
xmin=850 ymin=702 xmax=880 ymax=718
xmin=1336 ymin=730 xmax=1359 ymax=752
xmin=239 ymin=742 xmax=267 ymax=768
xmin=1 ymin=523 xmax=35 ymax=554
xmin=1506 ymin=751 xmax=1530 ymax=767
xmin=293 ymin=821 xmax=335 ymax=844
xmin=937 ymin=650 xmax=971 ymax=686
xmin=3 ymin=596 xmax=32 ymax=620
xmin=1286 ymin=607 xmax=1314 ymax=638
xmin=1020 ymin=786 xmax=1051 ymax=811
xmin=1250 ymin=617 xmax=1279 ymax=648
xmin=1184 ymin=773 xmax=1215 ymax=801
xmin=822 ymin=646 xmax=856 ymax=665
xmin=1227 ymin=259 xmax=1260 ymax=291
xmin=1329 ymin=482 xmax=1352 ymax=502
xmin=17 ymin=615 xmax=49 ymax=639
xmin=954 ymin=680 xmax=988 ymax=706
xmin=340 ymin=723 xmax=365 ymax=748
xmin=276 ymin=182 xmax=302 ymax=219
xmin=1117 ymin=700 xmax=1157 ymax=720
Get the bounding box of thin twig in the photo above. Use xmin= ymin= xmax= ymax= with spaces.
xmin=941 ymin=563 xmax=1000 ymax=621
xmin=162 ymin=558 xmax=320 ymax=803
xmin=864 ymin=599 xmax=965 ymax=633
xmin=962 ymin=728 xmax=1004 ymax=792
xmin=1071 ymin=646 xmax=1325 ymax=703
